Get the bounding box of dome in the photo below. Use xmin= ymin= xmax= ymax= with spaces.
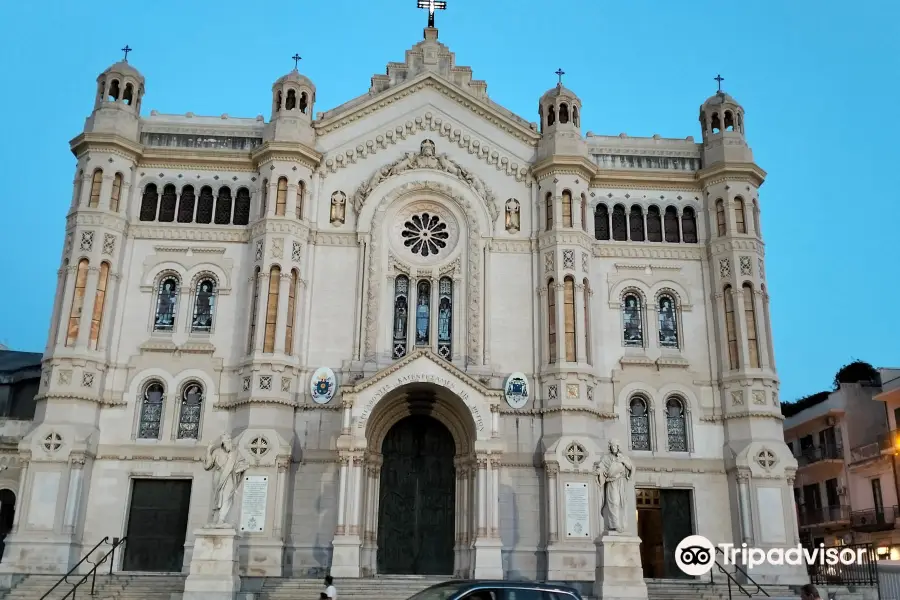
xmin=541 ymin=83 xmax=579 ymax=103
xmin=274 ymin=69 xmax=316 ymax=92
xmin=702 ymin=91 xmax=740 ymax=109
xmin=99 ymin=60 xmax=144 ymax=84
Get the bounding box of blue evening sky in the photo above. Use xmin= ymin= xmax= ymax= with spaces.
xmin=0 ymin=0 xmax=896 ymax=402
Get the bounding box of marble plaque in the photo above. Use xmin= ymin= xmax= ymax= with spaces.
xmin=757 ymin=487 xmax=787 ymax=543
xmin=27 ymin=471 xmax=61 ymax=529
xmin=240 ymin=475 xmax=269 ymax=533
xmin=564 ymin=482 xmax=590 ymax=538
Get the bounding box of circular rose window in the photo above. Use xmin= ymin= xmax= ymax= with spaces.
xmin=402 ymin=213 xmax=449 ymax=257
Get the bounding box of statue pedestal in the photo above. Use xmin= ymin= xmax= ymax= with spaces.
xmin=183 ymin=527 xmax=241 ymax=600
xmin=593 ymin=534 xmax=648 ymax=600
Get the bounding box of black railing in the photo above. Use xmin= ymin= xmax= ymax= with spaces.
xmin=796 ymin=444 xmax=843 ymax=467
xmin=851 ymin=505 xmax=899 ymax=531
xmin=807 ymin=543 xmax=879 ymax=590
xmin=709 ymin=546 xmax=771 ymax=599
xmin=39 ymin=536 xmax=126 ymax=600
xmin=797 ymin=505 xmax=850 ymax=527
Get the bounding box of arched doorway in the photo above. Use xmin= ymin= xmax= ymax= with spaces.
xmin=0 ymin=489 xmax=15 ymax=563
xmin=377 ymin=414 xmax=455 ymax=575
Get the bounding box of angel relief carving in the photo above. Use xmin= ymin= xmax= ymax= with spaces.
xmin=351 ymin=139 xmax=500 ymax=223
xmin=330 ymin=191 xmax=347 ymax=225
xmin=505 ymin=198 xmax=520 ymax=233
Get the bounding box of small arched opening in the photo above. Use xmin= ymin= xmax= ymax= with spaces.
xmin=0 ymin=489 xmax=15 ymax=562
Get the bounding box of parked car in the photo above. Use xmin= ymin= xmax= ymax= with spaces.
xmin=405 ymin=580 xmax=584 ymax=599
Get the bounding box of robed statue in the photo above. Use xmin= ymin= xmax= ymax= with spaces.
xmin=203 ymin=433 xmax=248 ymax=527
xmin=596 ymin=439 xmax=634 ymax=533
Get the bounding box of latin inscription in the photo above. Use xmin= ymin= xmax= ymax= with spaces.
xmin=357 ymin=372 xmax=484 ymax=430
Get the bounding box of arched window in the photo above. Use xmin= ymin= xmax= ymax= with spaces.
xmin=233 ymin=188 xmax=251 ymax=225
xmin=247 ymin=267 xmax=260 ymax=353
xmin=594 ymin=204 xmax=610 ymax=240
xmin=664 ymin=206 xmax=680 ymax=242
xmin=681 ymin=207 xmax=698 ymax=243
xmin=548 ymin=279 xmax=557 ymax=364
xmin=622 ymin=292 xmax=643 ymax=347
xmin=177 ymin=185 xmax=196 ymax=223
xmin=108 ymin=79 xmax=120 ymax=102
xmin=275 ymin=177 xmax=288 ymax=216
xmin=285 ymin=90 xmax=297 ymax=111
xmin=743 ymin=283 xmax=760 ymax=368
xmin=110 ymin=173 xmax=123 ymax=212
xmin=138 ymin=380 xmax=165 ymax=439
xmin=177 ymin=382 xmax=203 ymax=439
xmin=629 ymin=396 xmax=651 ymax=451
xmin=415 ymin=280 xmax=431 ymax=346
xmin=191 ymin=278 xmax=216 ymax=333
xmin=139 ymin=184 xmax=158 ymax=221
xmin=657 ymin=294 xmax=679 ymax=349
xmin=159 ymin=184 xmax=177 ymax=222
xmin=647 ymin=206 xmax=662 ymax=242
xmin=572 ymin=106 xmax=579 ymax=127
xmin=611 ymin=204 xmax=627 ymax=241
xmin=561 ymin=190 xmax=573 ymax=228
xmin=724 ymin=111 xmax=734 ymax=131
xmin=214 ymin=186 xmax=232 ymax=225
xmin=723 ymin=285 xmax=738 ymax=369
xmin=123 ymin=83 xmax=134 ymax=105
xmin=299 ymin=92 xmax=308 ymax=114
xmin=715 ymin=199 xmax=726 ymax=236
xmin=735 ymin=198 xmax=746 ymax=234
xmin=88 ymin=169 xmax=103 ymax=208
xmin=711 ymin=112 xmax=721 ymax=134
xmin=437 ymin=277 xmax=453 ymax=360
xmin=752 ymin=200 xmax=761 ymax=236
xmin=153 ymin=275 xmax=179 ymax=332
xmin=583 ymin=279 xmax=592 ymax=365
xmin=196 ymin=186 xmax=214 ymax=224
xmin=285 ymin=269 xmax=298 ymax=355
xmin=548 ymin=105 xmax=556 ymax=126
xmin=665 ymin=396 xmax=688 ymax=452
xmin=263 ymin=266 xmax=280 ymax=353
xmin=66 ymin=259 xmax=89 ymax=346
xmin=89 ymin=262 xmax=110 ymax=350
xmin=545 ymin=192 xmax=553 ymax=231
xmin=564 ymin=277 xmax=576 ymax=362
xmin=559 ymin=103 xmax=569 ymax=124
xmin=581 ymin=193 xmax=587 ymax=232
xmin=260 ymin=179 xmax=269 ymax=218
xmin=73 ymin=169 xmax=84 ymax=208
xmin=296 ymin=181 xmax=305 ymax=220
xmin=629 ymin=205 xmax=644 ymax=241
xmin=392 ymin=275 xmax=410 ymax=359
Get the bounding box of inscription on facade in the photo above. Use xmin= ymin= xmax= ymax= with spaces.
xmin=564 ymin=482 xmax=590 ymax=538
xmin=357 ymin=372 xmax=484 ymax=430
xmin=240 ymin=475 xmax=269 ymax=533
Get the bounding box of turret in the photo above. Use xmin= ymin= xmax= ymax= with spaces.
xmin=537 ymin=73 xmax=586 ymax=161
xmin=83 ymin=50 xmax=144 ymax=141
xmin=264 ymin=58 xmax=316 ymax=145
xmin=699 ymin=87 xmax=752 ymax=165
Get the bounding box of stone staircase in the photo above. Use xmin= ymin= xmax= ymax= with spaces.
xmin=256 ymin=575 xmax=450 ymax=599
xmin=0 ymin=573 xmax=186 ymax=600
xmin=644 ymin=579 xmax=797 ymax=600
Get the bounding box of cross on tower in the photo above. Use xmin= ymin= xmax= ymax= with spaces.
xmin=292 ymin=53 xmax=302 ymax=70
xmin=555 ymin=68 xmax=565 ymax=86
xmin=417 ymin=0 xmax=447 ymax=28
xmin=714 ymin=74 xmax=724 ymax=93
xmin=121 ymin=45 xmax=132 ymax=62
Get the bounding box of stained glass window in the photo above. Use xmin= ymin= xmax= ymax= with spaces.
xmin=622 ymin=293 xmax=643 ymax=347
xmin=562 ymin=190 xmax=573 ymax=228
xmin=177 ymin=382 xmax=203 ymax=440
xmin=415 ymin=280 xmax=431 ymax=346
xmin=437 ymin=277 xmax=452 ymax=360
xmin=138 ymin=381 xmax=165 ymax=439
xmin=88 ymin=169 xmax=103 ymax=208
xmin=564 ymin=277 xmax=576 ymax=362
xmin=735 ymin=198 xmax=746 ymax=233
xmin=666 ymin=397 xmax=688 ymax=452
xmin=263 ymin=266 xmax=280 ymax=352
xmin=110 ymin=173 xmax=122 ymax=212
xmin=594 ymin=204 xmax=610 ymax=240
xmin=153 ymin=276 xmax=179 ymax=332
xmin=611 ymin=205 xmax=627 ymax=241
xmin=629 ymin=396 xmax=651 ymax=451
xmin=743 ymin=283 xmax=760 ymax=368
xmin=247 ymin=267 xmax=260 ymax=353
xmin=66 ymin=259 xmax=89 ymax=346
xmin=545 ymin=193 xmax=553 ymax=231
xmin=392 ymin=276 xmax=409 ymax=359
xmin=276 ymin=177 xmax=288 ymax=216
xmin=191 ymin=278 xmax=216 ymax=333
xmin=724 ymin=286 xmax=738 ymax=369
xmin=658 ymin=295 xmax=679 ymax=349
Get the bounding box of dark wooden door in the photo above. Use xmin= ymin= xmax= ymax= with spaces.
xmin=123 ymin=479 xmax=192 ymax=572
xmin=377 ymin=415 xmax=455 ymax=575
xmin=660 ymin=489 xmax=694 ymax=579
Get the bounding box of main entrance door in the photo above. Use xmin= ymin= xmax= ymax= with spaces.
xmin=377 ymin=414 xmax=455 ymax=575
xmin=122 ymin=479 xmax=192 ymax=572
xmin=637 ymin=488 xmax=695 ymax=579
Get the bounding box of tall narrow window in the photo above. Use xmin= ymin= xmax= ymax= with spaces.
xmin=66 ymin=259 xmax=89 ymax=346
xmin=562 ymin=190 xmax=573 ymax=228
xmin=233 ymin=188 xmax=251 ymax=225
xmin=285 ymin=269 xmax=298 ymax=355
xmin=196 ymin=186 xmax=214 ymax=224
xmin=629 ymin=205 xmax=644 ymax=241
xmin=392 ymin=276 xmax=410 ymax=359
xmin=159 ymin=184 xmax=177 ymax=222
xmin=594 ymin=204 xmax=610 ymax=240
xmin=415 ymin=280 xmax=431 ymax=346
xmin=622 ymin=293 xmax=643 ymax=347
xmin=275 ymin=177 xmax=287 ymax=216
xmin=247 ymin=267 xmax=260 ymax=353
xmin=260 ymin=179 xmax=268 ymax=218
xmin=177 ymin=382 xmax=203 ymax=440
xmin=611 ymin=204 xmax=627 ymax=241
xmin=761 ymin=284 xmax=775 ymax=368
xmin=564 ymin=277 xmax=576 ymax=362
xmin=666 ymin=396 xmax=688 ymax=452
xmin=647 ymin=206 xmax=662 ymax=242
xmin=138 ymin=380 xmax=165 ymax=439
xmin=437 ymin=277 xmax=453 ymax=360
xmin=743 ymin=283 xmax=760 ymax=368
xmin=724 ymin=285 xmax=738 ymax=369
xmin=545 ymin=193 xmax=553 ymax=231
xmin=89 ymin=262 xmax=110 ymax=350
xmin=752 ymin=200 xmax=761 ymax=236
xmin=583 ymin=279 xmax=592 ymax=365
xmin=548 ymin=279 xmax=557 ymax=363
xmin=153 ymin=275 xmax=179 ymax=332
xmin=664 ymin=206 xmax=680 ymax=242
xmin=629 ymin=396 xmax=651 ymax=451
xmin=191 ymin=278 xmax=216 ymax=333
xmin=581 ymin=194 xmax=587 ymax=232
xmin=681 ymin=207 xmax=698 ymax=243
xmin=214 ymin=186 xmax=232 ymax=225
xmin=263 ymin=266 xmax=280 ymax=352
xmin=716 ymin=199 xmax=726 ymax=236
xmin=296 ymin=181 xmax=305 ymax=220
xmin=139 ymin=184 xmax=158 ymax=221
xmin=88 ymin=169 xmax=103 ymax=208
xmin=110 ymin=173 xmax=123 ymax=212
xmin=73 ymin=170 xmax=84 ymax=208
xmin=177 ymin=186 xmax=196 ymax=223
xmin=735 ymin=198 xmax=746 ymax=233
xmin=658 ymin=294 xmax=679 ymax=348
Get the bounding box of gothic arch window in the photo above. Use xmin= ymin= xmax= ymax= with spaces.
xmin=548 ymin=105 xmax=556 ymax=126
xmin=723 ymin=285 xmax=738 ymax=369
xmin=743 ymin=283 xmax=760 ymax=368
xmin=247 ymin=267 xmax=261 ymax=353
xmin=66 ymin=259 xmax=89 ymax=346
xmin=572 ymin=106 xmax=579 ymax=127
xmin=233 ymin=187 xmax=251 ymax=225
xmin=108 ymin=79 xmax=120 ymax=102
xmin=711 ymin=112 xmax=721 ymax=134
xmin=681 ymin=207 xmax=698 ymax=243
xmin=392 ymin=275 xmax=410 ymax=359
xmin=260 ymin=179 xmax=269 ymax=218
xmin=159 ymin=184 xmax=177 ymax=222
xmin=545 ymin=192 xmax=553 ymax=231
xmin=177 ymin=382 xmax=203 ymax=440
xmin=647 ymin=206 xmax=662 ymax=242
xmin=139 ymin=183 xmax=158 ymax=221
xmin=563 ymin=277 xmax=576 ymax=362
xmin=622 ymin=292 xmax=644 ymax=347
xmin=665 ymin=396 xmax=688 ymax=452
xmin=752 ymin=199 xmax=761 ymax=236
xmin=594 ymin=203 xmax=610 ymax=240
xmin=275 ymin=177 xmax=288 ymax=216
xmin=548 ymin=279 xmax=557 ymax=364
xmin=629 ymin=395 xmax=651 ymax=451
xmin=153 ymin=274 xmax=179 ymax=332
xmin=581 ymin=193 xmax=587 ymax=232
xmin=296 ymin=181 xmax=305 ymax=219
xmin=299 ymin=92 xmax=309 ymax=114
xmin=562 ymin=190 xmax=573 ymax=228
xmin=664 ymin=206 xmax=680 ymax=242
xmin=629 ymin=205 xmax=645 ymax=241
xmin=559 ymin=103 xmax=569 ymax=124
xmin=437 ymin=277 xmax=453 ymax=360
xmin=583 ymin=279 xmax=592 ymax=365
xmin=88 ymin=169 xmax=103 ymax=208
xmin=191 ymin=277 xmax=216 ymax=333
xmin=285 ymin=269 xmax=298 ymax=355
xmin=415 ymin=279 xmax=431 ymax=346
xmin=110 ymin=173 xmax=123 ymax=212
xmin=735 ymin=198 xmax=747 ymax=234
xmin=123 ymin=83 xmax=134 ymax=105
xmin=137 ymin=380 xmax=165 ymax=439
xmin=658 ymin=293 xmax=679 ymax=349
xmin=89 ymin=262 xmax=110 ymax=350
xmin=196 ymin=186 xmax=214 ymax=224
xmin=285 ymin=89 xmax=297 ymax=111
xmin=214 ymin=186 xmax=232 ymax=224
xmin=263 ymin=266 xmax=280 ymax=353
xmin=611 ymin=204 xmax=627 ymax=241
xmin=715 ymin=199 xmax=726 ymax=236
xmin=177 ymin=185 xmax=196 ymax=223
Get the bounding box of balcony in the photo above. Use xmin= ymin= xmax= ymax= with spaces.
xmin=796 ymin=444 xmax=844 ymax=467
xmin=849 ymin=429 xmax=900 ymax=464
xmin=851 ymin=506 xmax=899 ymax=532
xmin=798 ymin=505 xmax=851 ymax=528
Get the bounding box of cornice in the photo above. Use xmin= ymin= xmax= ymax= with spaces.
xmin=249 ymin=219 xmax=311 ymax=239
xmin=592 ymin=243 xmax=704 ymax=260
xmin=532 ymin=155 xmax=597 ymax=181
xmin=489 ymin=239 xmax=532 ymax=253
xmin=129 ymin=225 xmax=250 ymax=242
xmin=70 ymin=132 xmax=143 ymax=161
xmin=139 ymin=148 xmax=256 ymax=172
xmin=313 ymin=232 xmax=358 ymax=246
xmin=499 ymin=406 xmax=617 ymax=420
xmin=252 ymin=141 xmax=322 ymax=171
xmin=696 ymin=162 xmax=767 ymax=188
xmin=590 ymin=169 xmax=701 ymax=191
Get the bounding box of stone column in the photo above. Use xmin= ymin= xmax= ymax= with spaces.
xmin=737 ymin=471 xmax=754 ymax=544
xmin=538 ymin=285 xmax=549 ymax=365
xmin=753 ymin=288 xmax=772 ymax=369
xmin=547 ymin=464 xmax=559 ymax=543
xmin=341 ymin=401 xmax=352 ymax=435
xmin=336 ymin=456 xmax=349 ymax=535
xmin=273 ymin=456 xmax=290 ymax=540
xmin=490 ymin=404 xmax=499 ymax=439
xmin=732 ymin=286 xmax=751 ymax=368
xmin=489 ymin=457 xmax=500 ymax=538
xmin=476 ymin=457 xmax=487 ymax=537
xmin=452 ymin=276 xmax=462 ymax=362
xmin=273 ymin=273 xmax=291 ymax=354
xmin=10 ymin=457 xmax=28 ymax=533
xmin=286 ymin=183 xmax=298 ymax=219
xmin=555 ymin=283 xmax=565 ymax=365
xmin=350 ymin=457 xmax=364 ymax=536
xmin=430 ymin=277 xmax=439 ymax=354
xmin=352 ymin=238 xmax=365 ymax=361
xmin=483 ymin=247 xmax=491 ymax=366
xmin=62 ymin=454 xmax=86 ymax=533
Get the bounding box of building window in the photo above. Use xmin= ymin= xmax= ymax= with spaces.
xmin=177 ymin=382 xmax=203 ymax=440
xmin=666 ymin=396 xmax=688 ymax=452
xmin=233 ymin=188 xmax=251 ymax=225
xmin=88 ymin=169 xmax=103 ymax=208
xmin=138 ymin=380 xmax=165 ymax=439
xmin=658 ymin=294 xmax=679 ymax=349
xmin=110 ymin=173 xmax=123 ymax=212
xmin=629 ymin=395 xmax=651 ymax=451
xmin=743 ymin=283 xmax=760 ymax=368
xmin=724 ymin=285 xmax=738 ymax=369
xmin=564 ymin=277 xmax=576 ymax=362
xmin=562 ymin=190 xmax=573 ymax=228
xmin=214 ymin=186 xmax=232 ymax=225
xmin=415 ymin=279 xmax=431 ymax=346
xmin=89 ymin=262 xmax=110 ymax=350
xmin=285 ymin=269 xmax=298 ymax=355
xmin=647 ymin=206 xmax=662 ymax=242
xmin=247 ymin=267 xmax=260 ymax=353
xmin=681 ymin=207 xmax=698 ymax=243
xmin=545 ymin=193 xmax=553 ymax=231
xmin=548 ymin=279 xmax=557 ymax=364
xmin=191 ymin=278 xmax=216 ymax=333
xmin=594 ymin=204 xmax=610 ymax=240
xmin=735 ymin=198 xmax=747 ymax=234
xmin=629 ymin=205 xmax=644 ymax=241
xmin=66 ymin=259 xmax=89 ymax=346
xmin=275 ymin=177 xmax=287 ymax=216
xmin=260 ymin=179 xmax=269 ymax=217
xmin=437 ymin=277 xmax=452 ymax=360
xmin=296 ymin=181 xmax=305 ymax=220
xmin=664 ymin=206 xmax=680 ymax=242
xmin=139 ymin=184 xmax=158 ymax=221
xmin=622 ymin=293 xmax=643 ymax=347
xmin=581 ymin=193 xmax=587 ymax=232
xmin=159 ymin=184 xmax=177 ymax=222
xmin=611 ymin=204 xmax=627 ymax=241
xmin=196 ymin=186 xmax=214 ymax=224
xmin=716 ymin=199 xmax=726 ymax=236
xmin=392 ymin=275 xmax=409 ymax=359
xmin=153 ymin=275 xmax=179 ymax=332
xmin=263 ymin=266 xmax=280 ymax=353
xmin=177 ymin=185 xmax=196 ymax=223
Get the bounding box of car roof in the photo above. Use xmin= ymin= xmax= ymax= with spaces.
xmin=431 ymin=580 xmax=581 ymax=593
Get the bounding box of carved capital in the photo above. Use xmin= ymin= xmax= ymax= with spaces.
xmin=339 ymin=456 xmax=350 ymax=466
xmin=353 ymin=456 xmax=364 ymax=467
xmin=69 ymin=452 xmax=86 ymax=468
xmin=276 ymin=456 xmax=291 ymax=472
xmin=489 ymin=458 xmax=501 ymax=469
xmin=546 ymin=462 xmax=560 ymax=477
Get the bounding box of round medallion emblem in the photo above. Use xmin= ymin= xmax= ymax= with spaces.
xmin=310 ymin=367 xmax=337 ymax=404
xmin=504 ymin=372 xmax=529 ymax=409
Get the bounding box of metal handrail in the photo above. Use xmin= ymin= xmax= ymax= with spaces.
xmin=39 ymin=537 xmax=126 ymax=600
xmin=708 ymin=546 xmax=771 ymax=598
xmin=38 ymin=537 xmax=110 ymax=600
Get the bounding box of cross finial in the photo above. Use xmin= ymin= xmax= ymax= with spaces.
xmin=121 ymin=45 xmax=132 ymax=62
xmin=417 ymin=0 xmax=447 ymax=28
xmin=555 ymin=68 xmax=565 ymax=86
xmin=292 ymin=53 xmax=302 ymax=70
xmin=714 ymin=74 xmax=724 ymax=93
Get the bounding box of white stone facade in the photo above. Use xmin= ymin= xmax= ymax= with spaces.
xmin=0 ymin=26 xmax=806 ymax=586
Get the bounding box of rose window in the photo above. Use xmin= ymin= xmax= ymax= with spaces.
xmin=402 ymin=213 xmax=449 ymax=257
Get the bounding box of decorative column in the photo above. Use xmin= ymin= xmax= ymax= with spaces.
xmin=472 ymin=455 xmax=502 ymax=579
xmin=350 ymin=457 xmax=364 ymax=536
xmin=430 ymin=277 xmax=439 ymax=355
xmin=62 ymin=453 xmax=86 ymax=533
xmin=253 ymin=270 xmax=269 ymax=352
xmin=273 ymin=456 xmax=290 ymax=540
xmin=10 ymin=454 xmax=29 ymax=534
xmin=555 ymin=282 xmax=565 ymax=365
xmin=273 ymin=273 xmax=291 ymax=353
xmin=336 ymin=456 xmax=349 ymax=535
xmin=452 ymin=276 xmax=462 ymax=362
xmin=573 ymin=282 xmax=587 ymax=364
xmin=54 ymin=264 xmax=78 ymax=349
xmin=476 ymin=456 xmax=487 ymax=537
xmin=736 ymin=470 xmax=754 ymax=544
xmin=352 ymin=238 xmax=366 ymax=361
xmin=489 ymin=457 xmax=500 ymax=538
xmin=490 ymin=404 xmax=499 ymax=439
xmin=483 ymin=247 xmax=491 ymax=366
xmin=754 ymin=288 xmax=772 ymax=369
xmin=538 ymin=286 xmax=549 ymax=365
xmin=286 ymin=183 xmax=299 ymax=220
xmin=547 ymin=464 xmax=559 ymax=543
xmin=341 ymin=401 xmax=352 ymax=435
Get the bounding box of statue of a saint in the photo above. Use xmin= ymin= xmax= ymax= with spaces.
xmin=416 ymin=294 xmax=429 ymax=343
xmin=596 ymin=439 xmax=634 ymax=533
xmin=203 ymin=433 xmax=248 ymax=527
xmin=394 ymin=297 xmax=408 ymax=338
xmin=505 ymin=199 xmax=521 ymax=233
xmin=330 ymin=191 xmax=347 ymax=225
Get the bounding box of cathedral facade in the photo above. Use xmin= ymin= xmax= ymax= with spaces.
xmin=0 ymin=24 xmax=806 ymax=586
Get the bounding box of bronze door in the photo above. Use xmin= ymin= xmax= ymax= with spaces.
xmin=660 ymin=489 xmax=694 ymax=579
xmin=122 ymin=479 xmax=192 ymax=572
xmin=377 ymin=415 xmax=455 ymax=575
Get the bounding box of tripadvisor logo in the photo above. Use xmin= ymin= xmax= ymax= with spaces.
xmin=675 ymin=535 xmax=866 ymax=576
